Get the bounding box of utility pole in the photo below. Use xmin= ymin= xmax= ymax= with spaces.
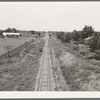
xmin=3 ymin=46 xmax=12 ymax=62
xmin=25 ymin=41 xmax=28 ymax=52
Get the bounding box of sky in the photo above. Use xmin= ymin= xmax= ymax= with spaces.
xmin=0 ymin=2 xmax=100 ymax=32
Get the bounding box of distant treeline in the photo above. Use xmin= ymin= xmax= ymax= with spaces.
xmin=56 ymin=25 xmax=100 ymax=50
xmin=0 ymin=28 xmax=44 ymax=36
xmin=0 ymin=28 xmax=32 ymax=34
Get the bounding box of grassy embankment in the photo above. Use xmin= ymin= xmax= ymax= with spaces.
xmin=0 ymin=37 xmax=44 ymax=91
xmin=50 ymin=37 xmax=100 ymax=91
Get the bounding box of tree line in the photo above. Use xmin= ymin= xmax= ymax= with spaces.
xmin=56 ymin=25 xmax=100 ymax=50
xmin=0 ymin=28 xmax=41 ymax=37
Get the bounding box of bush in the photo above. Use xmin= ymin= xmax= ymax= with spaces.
xmin=94 ymin=50 xmax=100 ymax=55
xmin=61 ymin=33 xmax=71 ymax=43
xmin=72 ymin=30 xmax=81 ymax=41
xmin=82 ymin=25 xmax=94 ymax=39
xmin=56 ymin=32 xmax=65 ymax=40
xmin=86 ymin=53 xmax=100 ymax=60
xmin=79 ymin=50 xmax=85 ymax=55
xmin=85 ymin=33 xmax=100 ymax=50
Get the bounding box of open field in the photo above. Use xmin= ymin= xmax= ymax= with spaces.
xmin=0 ymin=37 xmax=34 ymax=56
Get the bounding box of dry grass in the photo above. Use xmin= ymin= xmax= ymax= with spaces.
xmin=0 ymin=38 xmax=44 ymax=91
xmin=50 ymin=38 xmax=100 ymax=91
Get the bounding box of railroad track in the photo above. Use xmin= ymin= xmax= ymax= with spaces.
xmin=35 ymin=33 xmax=54 ymax=91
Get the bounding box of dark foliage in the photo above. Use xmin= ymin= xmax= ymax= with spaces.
xmin=55 ymin=25 xmax=100 ymax=51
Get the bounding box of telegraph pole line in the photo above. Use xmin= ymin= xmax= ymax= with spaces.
xmin=3 ymin=46 xmax=12 ymax=62
xmin=25 ymin=41 xmax=28 ymax=52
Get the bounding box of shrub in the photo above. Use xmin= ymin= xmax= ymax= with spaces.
xmin=72 ymin=30 xmax=81 ymax=41
xmin=56 ymin=32 xmax=65 ymax=40
xmin=82 ymin=25 xmax=94 ymax=39
xmin=94 ymin=50 xmax=100 ymax=55
xmin=61 ymin=33 xmax=71 ymax=43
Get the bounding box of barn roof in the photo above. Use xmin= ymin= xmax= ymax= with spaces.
xmin=3 ymin=32 xmax=21 ymax=36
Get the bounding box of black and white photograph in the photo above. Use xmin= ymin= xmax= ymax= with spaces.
xmin=0 ymin=1 xmax=100 ymax=98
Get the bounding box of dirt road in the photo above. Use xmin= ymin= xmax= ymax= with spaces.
xmin=35 ymin=33 xmax=54 ymax=91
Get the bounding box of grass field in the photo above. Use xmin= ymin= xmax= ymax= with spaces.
xmin=0 ymin=37 xmax=34 ymax=56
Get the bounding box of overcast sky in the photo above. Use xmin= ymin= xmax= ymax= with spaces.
xmin=0 ymin=2 xmax=100 ymax=31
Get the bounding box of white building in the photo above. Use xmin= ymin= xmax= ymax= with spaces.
xmin=2 ymin=32 xmax=21 ymax=38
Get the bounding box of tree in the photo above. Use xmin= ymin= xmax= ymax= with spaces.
xmin=31 ymin=30 xmax=35 ymax=35
xmin=56 ymin=32 xmax=65 ymax=40
xmin=86 ymin=32 xmax=100 ymax=50
xmin=12 ymin=28 xmax=17 ymax=33
xmin=61 ymin=33 xmax=70 ymax=43
xmin=4 ymin=28 xmax=12 ymax=32
xmin=81 ymin=25 xmax=94 ymax=39
xmin=0 ymin=30 xmax=3 ymax=35
xmin=72 ymin=30 xmax=80 ymax=41
xmin=38 ymin=32 xmax=41 ymax=36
